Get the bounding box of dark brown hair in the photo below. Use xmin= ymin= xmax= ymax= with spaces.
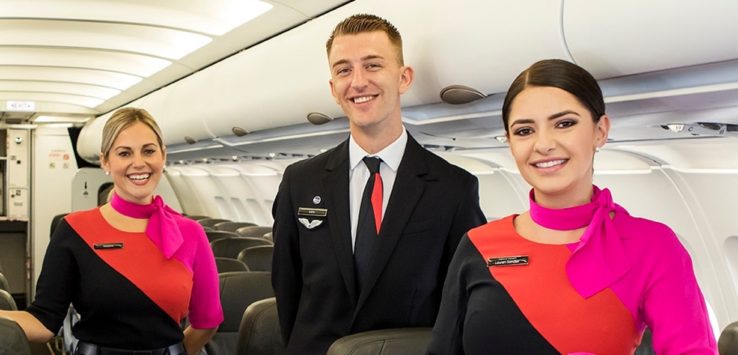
xmin=326 ymin=13 xmax=404 ymax=65
xmin=501 ymin=59 xmax=605 ymax=134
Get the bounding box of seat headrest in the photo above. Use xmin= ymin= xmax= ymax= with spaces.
xmin=326 ymin=328 xmax=432 ymax=355
xmin=0 ymin=317 xmax=32 ymax=355
xmin=0 ymin=289 xmax=17 ymax=311
xmin=719 ymin=321 xmax=738 ymax=355
xmin=219 ymin=271 xmax=274 ymax=332
xmin=236 ymin=297 xmax=284 ymax=355
xmin=0 ymin=273 xmax=9 ymax=292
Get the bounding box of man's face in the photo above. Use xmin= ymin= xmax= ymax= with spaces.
xmin=328 ymin=31 xmax=412 ymax=132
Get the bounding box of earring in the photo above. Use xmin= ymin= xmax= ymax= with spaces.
xmin=595 ymin=147 xmax=601 ymax=153
xmin=105 ymin=171 xmax=110 ymax=175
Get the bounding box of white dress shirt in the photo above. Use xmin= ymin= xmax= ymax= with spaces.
xmin=348 ymin=129 xmax=407 ymax=251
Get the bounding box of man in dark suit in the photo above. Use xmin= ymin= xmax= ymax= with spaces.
xmin=271 ymin=14 xmax=486 ymax=354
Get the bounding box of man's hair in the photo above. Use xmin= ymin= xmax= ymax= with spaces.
xmin=326 ymin=13 xmax=404 ymax=65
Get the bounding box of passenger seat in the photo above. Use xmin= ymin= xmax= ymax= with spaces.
xmin=0 ymin=317 xmax=32 ymax=355
xmin=205 ymin=271 xmax=274 ymax=355
xmin=326 ymin=328 xmax=432 ymax=355
xmin=720 ymin=321 xmax=738 ymax=355
xmin=236 ymin=297 xmax=284 ymax=355
xmin=237 ymin=245 xmax=273 ymax=272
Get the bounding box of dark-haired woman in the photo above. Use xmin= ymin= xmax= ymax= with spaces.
xmin=426 ymin=59 xmax=716 ymax=355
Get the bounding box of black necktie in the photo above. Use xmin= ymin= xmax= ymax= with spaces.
xmin=355 ymin=156 xmax=383 ymax=293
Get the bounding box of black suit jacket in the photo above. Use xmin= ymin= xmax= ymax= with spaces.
xmin=272 ymin=134 xmax=485 ymax=354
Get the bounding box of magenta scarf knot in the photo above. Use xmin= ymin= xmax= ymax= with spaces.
xmin=110 ymin=192 xmax=183 ymax=259
xmin=529 ymin=186 xmax=630 ymax=298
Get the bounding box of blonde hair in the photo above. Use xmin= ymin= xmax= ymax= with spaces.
xmin=100 ymin=107 xmax=164 ymax=160
xmin=326 ymin=13 xmax=404 ymax=65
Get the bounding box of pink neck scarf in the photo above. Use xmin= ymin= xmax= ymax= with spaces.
xmin=110 ymin=192 xmax=183 ymax=259
xmin=529 ymin=186 xmax=630 ymax=298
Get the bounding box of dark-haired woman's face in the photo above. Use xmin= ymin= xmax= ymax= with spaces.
xmin=507 ymin=86 xmax=609 ymax=206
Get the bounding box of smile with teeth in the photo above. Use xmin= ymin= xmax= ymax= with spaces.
xmin=128 ymin=173 xmax=151 ymax=181
xmin=352 ymin=95 xmax=376 ymax=104
xmin=534 ymin=159 xmax=567 ymax=168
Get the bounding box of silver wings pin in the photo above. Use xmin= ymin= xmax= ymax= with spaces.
xmin=298 ymin=218 xmax=323 ymax=229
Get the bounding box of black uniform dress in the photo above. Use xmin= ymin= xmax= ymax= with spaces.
xmin=27 ymin=208 xmax=222 ymax=349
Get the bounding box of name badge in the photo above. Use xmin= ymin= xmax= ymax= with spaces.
xmin=297 ymin=207 xmax=327 ymax=217
xmin=94 ymin=242 xmax=124 ymax=250
xmin=487 ymin=256 xmax=529 ymax=267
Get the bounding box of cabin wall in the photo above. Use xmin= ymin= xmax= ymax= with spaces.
xmin=166 ymin=137 xmax=738 ymax=333
xmin=30 ymin=126 xmax=78 ymax=295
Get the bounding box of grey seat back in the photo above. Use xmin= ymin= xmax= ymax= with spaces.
xmin=206 ymin=231 xmax=239 ymax=244
xmin=205 ymin=271 xmax=275 ymax=355
xmin=720 ymin=321 xmax=738 ymax=355
xmin=199 ymin=218 xmax=232 ymax=228
xmin=50 ymin=213 xmax=69 ymax=238
xmin=235 ymin=226 xmax=273 ymax=239
xmin=0 ymin=317 xmax=31 ymax=355
xmin=215 ymin=257 xmax=249 ymax=273
xmin=214 ymin=222 xmax=257 ymax=232
xmin=0 ymin=273 xmax=8 ymax=292
xmin=236 ymin=297 xmax=284 ymax=355
xmin=0 ymin=289 xmax=17 ymax=311
xmin=211 ymin=237 xmax=272 ymax=259
xmin=237 ymin=245 xmax=274 ymax=272
xmin=326 ymin=328 xmax=432 ymax=355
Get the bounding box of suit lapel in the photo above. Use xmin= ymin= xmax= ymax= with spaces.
xmin=353 ymin=135 xmax=430 ymax=317
xmin=323 ymin=140 xmax=358 ymax=303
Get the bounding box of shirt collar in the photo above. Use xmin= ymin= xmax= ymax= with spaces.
xmin=349 ymin=128 xmax=407 ymax=173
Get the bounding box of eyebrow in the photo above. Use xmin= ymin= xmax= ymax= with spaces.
xmin=331 ymin=54 xmax=385 ymax=69
xmin=509 ymin=110 xmax=581 ymax=127
xmin=114 ymin=143 xmax=158 ymax=150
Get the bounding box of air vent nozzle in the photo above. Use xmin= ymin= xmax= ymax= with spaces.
xmin=440 ymin=85 xmax=486 ymax=105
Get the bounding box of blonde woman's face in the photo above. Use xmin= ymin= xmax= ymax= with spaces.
xmin=101 ymin=122 xmax=166 ymax=204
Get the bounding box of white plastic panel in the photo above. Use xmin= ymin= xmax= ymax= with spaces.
xmin=724 ymin=237 xmax=738 ymax=308
xmin=0 ymin=92 xmax=102 ymax=108
xmin=678 ymin=172 xmax=738 ymax=327
xmin=0 ymin=47 xmax=172 ymax=77
xmin=164 ymin=169 xmax=199 ymax=215
xmin=0 ymin=19 xmax=211 ymax=60
xmin=415 ymin=0 xmax=568 ymax=98
xmin=0 ymin=0 xmax=273 ymax=36
xmin=564 ymin=0 xmax=738 ymax=78
xmin=0 ymin=66 xmax=142 ymax=90
xmin=166 ymin=166 xmax=220 ymax=217
xmin=0 ymin=81 xmax=120 ymax=101
xmin=30 ymin=127 xmax=80 ymax=291
xmin=131 ymin=0 xmax=570 ymax=144
xmin=228 ymin=163 xmax=283 ymax=226
xmin=613 ymin=137 xmax=738 ymax=170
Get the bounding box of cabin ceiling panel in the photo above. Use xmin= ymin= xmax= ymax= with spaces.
xmin=0 ymin=47 xmax=173 ymax=77
xmin=0 ymin=92 xmax=102 ymax=109
xmin=0 ymin=0 xmax=348 ymax=120
xmin=0 ymin=0 xmax=272 ymax=37
xmin=0 ymin=19 xmax=211 ymax=60
xmin=125 ymin=1 xmax=358 ymax=142
xmin=0 ymin=81 xmax=120 ymax=101
xmin=271 ymin=0 xmax=349 ymax=16
xmin=0 ymin=66 xmax=141 ymax=91
xmin=408 ymin=0 xmax=569 ymax=99
xmin=564 ymin=0 xmax=738 ymax=78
